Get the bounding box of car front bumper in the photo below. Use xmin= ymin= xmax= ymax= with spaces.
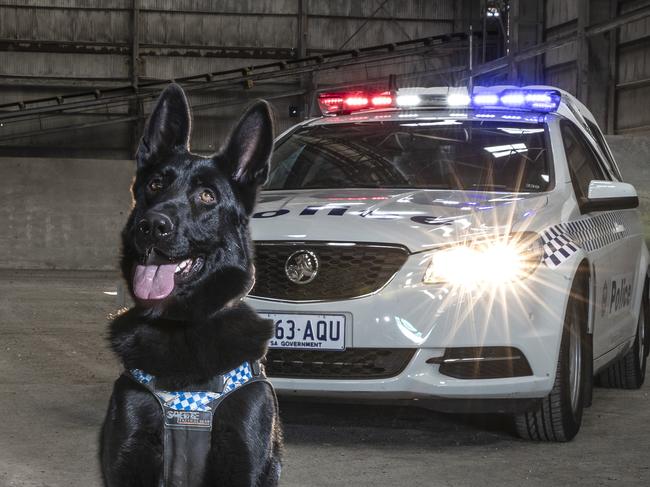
xmin=246 ymin=250 xmax=578 ymax=402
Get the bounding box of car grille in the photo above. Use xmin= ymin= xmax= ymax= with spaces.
xmin=251 ymin=242 xmax=409 ymax=301
xmin=264 ymin=348 xmax=416 ymax=379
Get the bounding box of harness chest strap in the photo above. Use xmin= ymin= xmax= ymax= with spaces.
xmin=125 ymin=360 xmax=272 ymax=487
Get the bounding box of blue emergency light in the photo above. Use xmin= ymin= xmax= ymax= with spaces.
xmin=474 ymin=89 xmax=561 ymax=112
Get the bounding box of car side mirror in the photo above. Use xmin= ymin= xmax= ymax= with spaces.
xmin=582 ymin=180 xmax=639 ymax=213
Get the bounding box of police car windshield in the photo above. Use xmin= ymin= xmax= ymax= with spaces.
xmin=266 ymin=121 xmax=551 ymax=192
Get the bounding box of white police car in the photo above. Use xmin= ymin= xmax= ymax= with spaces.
xmin=246 ymin=85 xmax=649 ymax=441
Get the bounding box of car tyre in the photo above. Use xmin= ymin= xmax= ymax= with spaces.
xmin=596 ymin=279 xmax=649 ymax=389
xmin=514 ymin=277 xmax=588 ymax=442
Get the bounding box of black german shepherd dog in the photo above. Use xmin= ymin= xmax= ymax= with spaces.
xmin=100 ymin=84 xmax=282 ymax=486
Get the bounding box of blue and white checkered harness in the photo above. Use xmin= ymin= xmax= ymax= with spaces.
xmin=130 ymin=362 xmax=255 ymax=412
xmin=125 ymin=360 xmax=274 ymax=486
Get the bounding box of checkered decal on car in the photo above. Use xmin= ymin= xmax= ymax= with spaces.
xmin=541 ymin=211 xmax=633 ymax=269
xmin=562 ymin=212 xmax=631 ymax=252
xmin=130 ymin=361 xmax=254 ymax=412
xmin=540 ymin=227 xmax=579 ymax=268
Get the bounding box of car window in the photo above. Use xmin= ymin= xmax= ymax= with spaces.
xmin=561 ymin=121 xmax=607 ymax=199
xmin=266 ymin=121 xmax=552 ymax=192
xmin=584 ymin=118 xmax=622 ymax=180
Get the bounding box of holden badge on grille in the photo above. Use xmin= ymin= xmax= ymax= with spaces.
xmin=285 ymin=250 xmax=319 ymax=284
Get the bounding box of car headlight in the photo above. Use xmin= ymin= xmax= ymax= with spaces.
xmin=422 ymin=232 xmax=542 ymax=286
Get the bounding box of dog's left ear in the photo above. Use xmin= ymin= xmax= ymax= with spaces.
xmin=222 ymin=101 xmax=274 ymax=212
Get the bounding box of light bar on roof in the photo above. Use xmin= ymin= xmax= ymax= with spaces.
xmin=318 ymin=86 xmax=561 ymax=116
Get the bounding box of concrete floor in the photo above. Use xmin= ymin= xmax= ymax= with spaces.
xmin=1 ymin=270 xmax=649 ymax=487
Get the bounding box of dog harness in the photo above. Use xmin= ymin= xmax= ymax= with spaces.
xmin=126 ymin=360 xmax=273 ymax=487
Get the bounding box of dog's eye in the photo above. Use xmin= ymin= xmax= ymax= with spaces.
xmin=199 ymin=189 xmax=216 ymax=204
xmin=148 ymin=177 xmax=164 ymax=192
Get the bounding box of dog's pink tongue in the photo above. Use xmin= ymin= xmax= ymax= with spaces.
xmin=133 ymin=264 xmax=176 ymax=300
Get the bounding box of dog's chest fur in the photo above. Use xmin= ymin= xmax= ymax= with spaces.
xmin=109 ymin=304 xmax=273 ymax=389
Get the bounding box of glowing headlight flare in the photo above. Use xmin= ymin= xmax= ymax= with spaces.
xmin=482 ymin=242 xmax=526 ymax=282
xmin=423 ymin=246 xmax=482 ymax=287
xmin=422 ymin=233 xmax=542 ymax=287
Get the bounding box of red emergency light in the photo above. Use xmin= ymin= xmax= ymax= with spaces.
xmin=318 ymin=91 xmax=394 ymax=115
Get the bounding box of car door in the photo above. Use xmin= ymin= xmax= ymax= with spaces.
xmin=584 ymin=117 xmax=645 ymax=342
xmin=561 ymin=121 xmax=639 ymax=357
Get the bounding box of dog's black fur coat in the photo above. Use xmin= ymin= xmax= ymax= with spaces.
xmin=100 ymin=83 xmax=282 ymax=486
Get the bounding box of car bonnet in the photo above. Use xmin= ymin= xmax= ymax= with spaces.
xmin=251 ymin=188 xmax=549 ymax=253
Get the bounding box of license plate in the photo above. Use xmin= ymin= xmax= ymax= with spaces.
xmin=262 ymin=313 xmax=346 ymax=351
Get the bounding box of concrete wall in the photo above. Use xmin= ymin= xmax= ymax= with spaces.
xmin=0 ymin=157 xmax=133 ymax=270
xmin=0 ymin=136 xmax=648 ymax=270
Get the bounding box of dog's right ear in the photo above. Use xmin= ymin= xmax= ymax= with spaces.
xmin=136 ymin=83 xmax=191 ymax=170
xmin=221 ymin=100 xmax=274 ymax=214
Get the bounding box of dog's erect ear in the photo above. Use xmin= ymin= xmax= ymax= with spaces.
xmin=136 ymin=83 xmax=191 ymax=170
xmin=223 ymin=101 xmax=274 ymax=189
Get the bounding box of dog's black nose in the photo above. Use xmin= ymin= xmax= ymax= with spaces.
xmin=137 ymin=212 xmax=174 ymax=240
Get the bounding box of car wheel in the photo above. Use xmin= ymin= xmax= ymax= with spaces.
xmin=514 ymin=277 xmax=588 ymax=442
xmin=596 ymin=279 xmax=649 ymax=389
